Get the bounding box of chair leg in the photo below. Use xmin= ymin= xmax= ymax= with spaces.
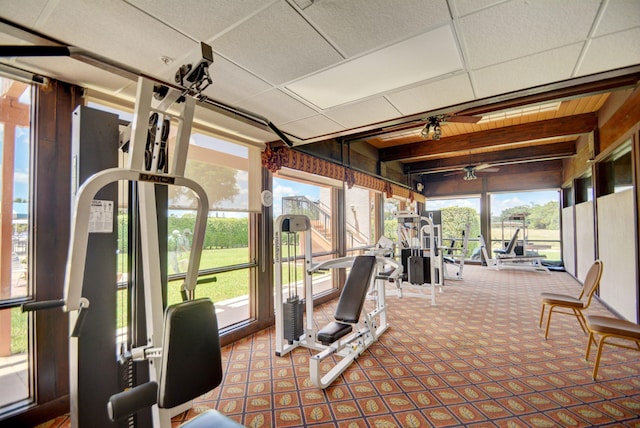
xmin=573 ymin=309 xmax=588 ymax=334
xmin=538 ymin=304 xmax=546 ymax=328
xmin=592 ymin=334 xmax=610 ymax=380
xmin=544 ymin=305 xmax=555 ymax=339
xmin=585 ymin=331 xmax=595 ymax=361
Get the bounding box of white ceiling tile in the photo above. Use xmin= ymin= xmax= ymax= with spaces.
xmin=286 ymin=26 xmax=463 ymax=109
xmin=15 ymin=56 xmax=134 ymax=93
xmin=126 ymin=0 xmax=273 ymax=42
xmin=237 ymin=89 xmax=317 ymax=125
xmin=213 ymin=1 xmax=343 ymax=85
xmin=0 ymin=0 xmax=50 ymax=28
xmin=459 ymin=0 xmax=601 ymax=69
xmin=472 ymin=44 xmax=583 ymax=98
xmin=203 ymin=56 xmax=273 ymax=104
xmin=324 ymin=98 xmax=401 ymax=129
xmin=450 ymin=0 xmax=505 ymax=17
xmin=279 ymin=114 xmax=344 ymax=141
xmin=301 ymin=0 xmax=451 ymax=56
xmin=594 ymin=0 xmax=640 ymax=37
xmin=577 ymin=27 xmax=640 ymax=76
xmin=37 ymin=0 xmax=196 ymax=76
xmin=386 ymin=74 xmax=475 ymax=116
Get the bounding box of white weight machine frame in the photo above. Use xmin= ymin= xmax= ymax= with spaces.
xmin=442 ymin=223 xmax=470 ymax=280
xmin=394 ymin=211 xmax=444 ymax=305
xmin=63 ymin=75 xmax=210 ymax=427
xmin=274 ymin=214 xmax=392 ymax=388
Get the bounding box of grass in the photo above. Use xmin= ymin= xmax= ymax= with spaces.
xmin=490 ymin=227 xmax=561 ymax=260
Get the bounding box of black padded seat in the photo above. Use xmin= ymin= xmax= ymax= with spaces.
xmin=108 ymin=299 xmax=242 ymax=426
xmin=317 ymin=321 xmax=352 ymax=346
xmin=316 ymin=256 xmax=376 ymax=346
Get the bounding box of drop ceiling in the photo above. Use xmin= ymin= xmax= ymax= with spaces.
xmin=1 ymin=0 xmax=639 ymax=164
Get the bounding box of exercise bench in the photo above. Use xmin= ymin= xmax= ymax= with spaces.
xmin=311 ymin=255 xmax=385 ymax=388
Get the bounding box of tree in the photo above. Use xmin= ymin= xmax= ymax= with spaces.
xmin=170 ymin=159 xmax=239 ymax=209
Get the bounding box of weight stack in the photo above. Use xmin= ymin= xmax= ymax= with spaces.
xmin=283 ymin=296 xmax=304 ymax=344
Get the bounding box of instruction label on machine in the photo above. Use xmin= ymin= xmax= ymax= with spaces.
xmin=89 ymin=200 xmax=114 ymax=233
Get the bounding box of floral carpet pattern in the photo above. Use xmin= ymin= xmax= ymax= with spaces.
xmin=42 ymin=265 xmax=640 ymax=427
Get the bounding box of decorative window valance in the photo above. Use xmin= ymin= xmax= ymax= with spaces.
xmin=261 ymin=143 xmax=424 ymax=203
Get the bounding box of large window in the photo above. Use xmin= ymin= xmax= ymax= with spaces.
xmin=0 ymin=78 xmax=33 ymax=410
xmin=345 ymin=186 xmax=377 ymax=254
xmin=597 ymin=141 xmax=633 ymax=196
xmin=273 ymin=170 xmax=339 ymax=297
xmin=426 ymin=197 xmax=481 ymax=260
xmin=490 ymin=190 xmax=561 ymax=262
xmin=167 ymin=134 xmax=259 ymax=328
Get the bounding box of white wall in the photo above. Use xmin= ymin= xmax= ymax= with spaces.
xmin=597 ymin=190 xmax=638 ymax=322
xmin=575 ymin=201 xmax=595 ymax=281
xmin=562 ymin=207 xmax=575 ymax=276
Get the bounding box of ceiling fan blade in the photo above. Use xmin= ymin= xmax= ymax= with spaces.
xmin=447 ymin=115 xmax=481 ymax=124
xmin=474 ymin=163 xmax=492 ymax=171
xmin=443 ymin=170 xmax=464 ymax=177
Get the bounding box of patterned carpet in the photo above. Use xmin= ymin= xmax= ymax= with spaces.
xmin=41 ymin=264 xmax=640 ymax=427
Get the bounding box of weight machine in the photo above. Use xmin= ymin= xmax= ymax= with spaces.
xmin=394 ymin=211 xmax=444 ymax=305
xmin=22 ymin=44 xmax=251 ymax=427
xmin=274 ymin=214 xmax=391 ymax=388
xmin=442 ymin=223 xmax=470 ymax=280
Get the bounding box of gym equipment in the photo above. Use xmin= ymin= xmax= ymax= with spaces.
xmin=274 ymin=214 xmax=391 ymax=388
xmin=480 ymin=229 xmax=549 ymax=273
xmin=442 ymin=223 xmax=470 ymax=280
xmin=107 ymin=298 xmax=242 ymax=427
xmin=394 ymin=211 xmax=443 ymax=305
xmin=23 ymin=46 xmax=229 ymax=427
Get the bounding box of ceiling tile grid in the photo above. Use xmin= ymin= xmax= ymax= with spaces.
xmin=471 ymin=43 xmax=584 ymax=99
xmin=36 ymin=0 xmax=196 ymax=76
xmin=593 ymin=0 xmax=640 ymax=37
xmin=577 ymin=26 xmax=640 ymax=76
xmin=278 ymin=113 xmax=344 ymax=140
xmin=204 ymin=55 xmax=273 ymax=105
xmin=236 ymin=88 xmax=317 ymax=125
xmin=125 ymin=0 xmax=275 ymax=43
xmin=212 ymin=0 xmax=343 ymax=85
xmin=0 ymin=0 xmax=50 ymax=29
xmin=300 ymin=0 xmax=451 ymax=57
xmin=385 ymin=73 xmax=475 ymax=116
xmin=457 ymin=0 xmax=601 ymax=70
xmin=324 ymin=97 xmax=401 ymax=129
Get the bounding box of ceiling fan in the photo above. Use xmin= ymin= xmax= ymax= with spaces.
xmin=420 ymin=114 xmax=481 ymax=140
xmin=444 ymin=164 xmax=500 ymax=181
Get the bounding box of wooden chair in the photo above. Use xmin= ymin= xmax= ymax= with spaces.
xmin=585 ymin=315 xmax=640 ymax=380
xmin=538 ymin=259 xmax=603 ymax=339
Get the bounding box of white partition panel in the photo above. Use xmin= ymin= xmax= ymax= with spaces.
xmin=562 ymin=207 xmax=576 ymax=277
xmin=575 ymin=201 xmax=595 ymax=281
xmin=597 ymin=190 xmax=638 ymax=322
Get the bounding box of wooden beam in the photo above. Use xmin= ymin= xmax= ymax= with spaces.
xmin=380 ymin=113 xmax=597 ymax=162
xmin=406 ymin=141 xmax=576 ymax=174
xmin=422 ymin=160 xmax=563 ymax=197
xmin=599 ymin=86 xmax=640 ymax=153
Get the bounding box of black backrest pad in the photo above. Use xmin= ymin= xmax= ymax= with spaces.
xmin=158 ymin=298 xmax=223 ymax=409
xmin=334 ymin=256 xmax=377 ymax=324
